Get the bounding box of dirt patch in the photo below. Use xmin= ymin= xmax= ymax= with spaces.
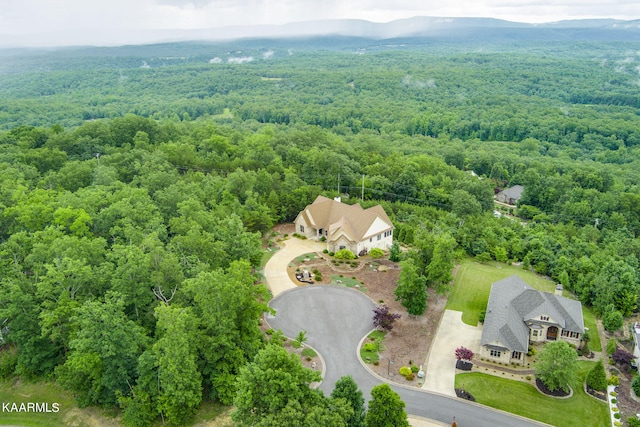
xmin=276 ymin=226 xmax=447 ymax=388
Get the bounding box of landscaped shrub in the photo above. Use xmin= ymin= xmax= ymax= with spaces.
xmin=323 ymin=249 xmax=328 ymax=253
xmin=607 ymin=339 xmax=617 ymax=355
xmin=314 ymin=274 xmax=322 ymax=281
xmin=411 ymin=365 xmax=419 ymax=373
xmin=611 ymin=398 xmax=617 ymax=404
xmin=399 ymin=366 xmax=412 ymax=377
xmin=479 ymin=309 xmax=486 ymax=324
xmin=614 ymin=413 xmax=621 ymax=420
xmin=608 ymin=375 xmax=620 ymax=386
xmin=632 ymin=375 xmax=640 ymax=396
xmin=585 ymin=360 xmax=607 ymax=392
xmin=334 ymin=249 xmax=356 ymax=260
xmin=610 ymin=391 xmax=617 ymax=397
xmin=328 ymin=252 xmax=335 ymax=257
xmin=369 ymin=248 xmax=385 ymax=258
xmin=627 ymin=417 xmax=640 ymax=427
xmin=363 ymin=342 xmax=377 ymax=352
xmin=527 ymin=346 xmax=536 ymax=356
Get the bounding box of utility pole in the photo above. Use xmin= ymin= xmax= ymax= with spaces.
xmin=362 ymin=174 xmax=365 ymax=200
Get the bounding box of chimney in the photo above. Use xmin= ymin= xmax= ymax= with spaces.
xmin=555 ymin=284 xmax=563 ymax=296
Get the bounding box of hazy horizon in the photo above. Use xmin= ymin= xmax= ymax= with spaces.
xmin=1 ymin=0 xmax=639 ymax=48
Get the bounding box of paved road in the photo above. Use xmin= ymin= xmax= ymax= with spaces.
xmin=267 ymin=286 xmax=550 ymax=427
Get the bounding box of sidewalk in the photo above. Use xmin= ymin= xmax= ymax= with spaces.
xmin=264 ymin=237 xmax=325 ymax=297
xmin=421 ymin=310 xmax=482 ymax=397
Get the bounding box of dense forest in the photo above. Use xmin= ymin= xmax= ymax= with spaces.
xmin=1 ymin=36 xmax=640 ymax=425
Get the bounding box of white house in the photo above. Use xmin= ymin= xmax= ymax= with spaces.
xmin=294 ymin=195 xmax=394 ymax=255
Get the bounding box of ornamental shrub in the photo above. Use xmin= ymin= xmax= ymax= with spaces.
xmin=334 ymin=249 xmax=356 ymax=260
xmin=399 ymin=366 xmax=412 ymax=377
xmin=369 ymin=248 xmax=385 ymax=258
xmin=609 ymin=375 xmax=620 ymax=386
xmin=632 ymin=375 xmax=640 ymax=396
xmin=585 ymin=360 xmax=607 ymax=392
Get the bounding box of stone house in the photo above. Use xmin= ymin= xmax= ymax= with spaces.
xmin=480 ymin=275 xmax=584 ymax=365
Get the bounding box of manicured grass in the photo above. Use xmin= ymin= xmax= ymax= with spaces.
xmin=455 ymin=361 xmax=608 ymax=427
xmin=301 ymin=348 xmax=318 ymax=358
xmin=360 ymin=330 xmax=386 ymax=364
xmin=581 ymin=306 xmax=602 ymax=352
xmin=448 ymin=258 xmax=569 ymax=326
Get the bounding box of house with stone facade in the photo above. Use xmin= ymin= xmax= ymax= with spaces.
xmin=294 ymin=195 xmax=394 ymax=255
xmin=480 ymin=275 xmax=584 ymax=365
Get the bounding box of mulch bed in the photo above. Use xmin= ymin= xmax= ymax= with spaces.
xmin=455 ymin=388 xmax=476 ymax=402
xmin=586 ymin=386 xmax=607 ymax=401
xmin=535 ymin=378 xmax=570 ymax=397
xmin=456 ymin=360 xmax=473 ymax=371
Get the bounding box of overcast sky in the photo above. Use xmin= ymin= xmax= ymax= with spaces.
xmin=1 ymin=0 xmax=639 ymax=46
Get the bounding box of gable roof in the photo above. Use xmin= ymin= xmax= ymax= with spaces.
xmin=497 ymin=185 xmax=524 ymax=201
xmin=297 ymin=195 xmax=393 ymax=242
xmin=480 ymin=275 xmax=584 ymax=352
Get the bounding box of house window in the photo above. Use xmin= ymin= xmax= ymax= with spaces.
xmin=339 ymin=245 xmax=346 ymax=250
xmin=377 ymin=234 xmax=381 ymax=241
xmin=300 ymin=225 xmax=304 ymax=233
xmin=370 ymin=238 xmax=372 ymax=242
xmin=570 ymin=332 xmax=579 ymax=339
xmin=532 ymin=330 xmax=539 ymax=337
xmin=561 ymin=330 xmax=569 ymax=337
xmin=512 ymin=351 xmax=522 ymax=360
xmin=490 ymin=350 xmax=501 ymax=358
xmin=540 ymin=315 xmax=549 ymax=321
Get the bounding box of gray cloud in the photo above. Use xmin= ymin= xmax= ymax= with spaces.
xmin=1 ymin=0 xmax=639 ymax=47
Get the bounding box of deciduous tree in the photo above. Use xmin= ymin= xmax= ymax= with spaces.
xmin=535 ymin=341 xmax=577 ymax=393
xmin=365 ymin=383 xmax=409 ymax=427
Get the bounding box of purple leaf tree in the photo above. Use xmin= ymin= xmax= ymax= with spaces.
xmin=372 ymin=305 xmax=401 ymax=331
xmin=455 ymin=346 xmax=474 ymax=361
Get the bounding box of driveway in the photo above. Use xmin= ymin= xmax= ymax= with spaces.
xmin=264 ymin=238 xmax=325 ymax=296
xmin=267 ymin=287 xmax=549 ymax=427
xmin=422 ymin=310 xmax=482 ymax=397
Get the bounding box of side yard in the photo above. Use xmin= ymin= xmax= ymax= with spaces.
xmin=455 ymin=361 xmax=609 ymax=427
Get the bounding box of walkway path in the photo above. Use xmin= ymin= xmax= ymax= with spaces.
xmin=422 ymin=310 xmax=482 ymax=397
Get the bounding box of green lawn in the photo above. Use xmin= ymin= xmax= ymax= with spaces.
xmin=455 ymin=361 xmax=609 ymax=427
xmin=449 ymin=259 xmax=578 ymax=324
xmin=331 ymin=275 xmax=367 ymax=292
xmin=0 ymin=378 xmax=86 ymax=427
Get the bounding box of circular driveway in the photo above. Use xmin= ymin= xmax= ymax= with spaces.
xmin=267 ymin=285 xmax=550 ymax=427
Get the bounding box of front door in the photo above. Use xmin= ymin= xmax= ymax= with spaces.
xmin=547 ymin=326 xmax=558 ymax=341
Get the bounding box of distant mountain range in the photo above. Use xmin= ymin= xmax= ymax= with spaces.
xmin=2 ymin=16 xmax=640 ymax=48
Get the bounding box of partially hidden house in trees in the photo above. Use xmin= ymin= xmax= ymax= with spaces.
xmin=294 ymin=195 xmax=394 ymax=255
xmin=495 ymin=185 xmax=524 ymax=205
xmin=480 ymin=275 xmax=584 ymax=365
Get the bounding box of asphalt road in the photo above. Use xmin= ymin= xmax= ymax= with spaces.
xmin=267 ymin=285 xmax=550 ymax=427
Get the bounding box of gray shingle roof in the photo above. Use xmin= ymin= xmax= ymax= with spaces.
xmin=480 ymin=275 xmax=584 ymax=353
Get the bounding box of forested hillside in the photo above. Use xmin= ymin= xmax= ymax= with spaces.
xmin=1 ymin=37 xmax=640 ymax=425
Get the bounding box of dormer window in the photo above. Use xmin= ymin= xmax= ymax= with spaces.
xmin=540 ymin=315 xmax=549 ymax=321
